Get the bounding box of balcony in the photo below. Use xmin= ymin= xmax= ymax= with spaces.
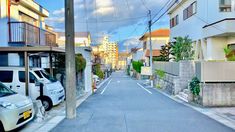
xmin=8 ymin=22 xmax=57 ymax=47
xmin=17 ymin=0 xmax=49 ymax=17
xmin=203 ymin=18 xmax=235 ymax=38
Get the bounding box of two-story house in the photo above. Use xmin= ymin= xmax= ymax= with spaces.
xmin=56 ymin=32 xmax=91 ymax=47
xmin=139 ymin=29 xmax=170 ymax=66
xmin=0 ymin=0 xmax=57 ymax=67
xmin=168 ymin=0 xmax=235 ymax=61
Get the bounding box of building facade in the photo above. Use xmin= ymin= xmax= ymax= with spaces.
xmin=57 ymin=32 xmax=91 ymax=47
xmin=168 ymin=0 xmax=235 ymax=61
xmin=139 ymin=29 xmax=170 ymax=66
xmin=0 ymin=0 xmax=56 ymax=67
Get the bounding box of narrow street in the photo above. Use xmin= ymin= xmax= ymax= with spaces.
xmin=52 ymin=72 xmax=234 ymax=132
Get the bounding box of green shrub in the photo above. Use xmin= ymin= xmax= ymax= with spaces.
xmin=224 ymin=47 xmax=235 ymax=61
xmin=155 ymin=70 xmax=165 ymax=79
xmin=93 ymin=64 xmax=104 ymax=79
xmin=132 ymin=61 xmax=144 ymax=73
xmin=75 ymin=54 xmax=86 ymax=72
xmin=189 ymin=77 xmax=200 ymax=96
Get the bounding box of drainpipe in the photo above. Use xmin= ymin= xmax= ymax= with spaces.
xmin=8 ymin=0 xmax=12 ymax=42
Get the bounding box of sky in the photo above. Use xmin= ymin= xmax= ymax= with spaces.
xmin=36 ymin=0 xmax=170 ymax=52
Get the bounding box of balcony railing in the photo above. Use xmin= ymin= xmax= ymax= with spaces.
xmin=8 ymin=22 xmax=57 ymax=47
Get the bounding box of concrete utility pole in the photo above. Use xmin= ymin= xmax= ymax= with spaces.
xmin=65 ymin=0 xmax=76 ymax=119
xmin=148 ymin=10 xmax=153 ymax=87
xmin=24 ymin=51 xmax=29 ymax=96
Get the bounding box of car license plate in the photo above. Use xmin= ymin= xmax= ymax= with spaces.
xmin=23 ymin=111 xmax=31 ymax=119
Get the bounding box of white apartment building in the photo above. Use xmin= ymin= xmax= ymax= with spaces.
xmin=168 ymin=0 xmax=235 ymax=61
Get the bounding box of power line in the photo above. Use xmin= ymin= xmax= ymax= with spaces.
xmin=151 ymin=0 xmax=172 ymax=21
xmin=140 ymin=0 xmax=150 ymax=11
xmin=151 ymin=0 xmax=177 ymax=26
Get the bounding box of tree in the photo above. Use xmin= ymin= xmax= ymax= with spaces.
xmin=153 ymin=43 xmax=171 ymax=62
xmin=170 ymin=36 xmax=194 ymax=62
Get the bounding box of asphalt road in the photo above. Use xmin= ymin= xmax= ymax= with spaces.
xmin=52 ymin=71 xmax=234 ymax=132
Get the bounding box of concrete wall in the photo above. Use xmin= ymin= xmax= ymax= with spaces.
xmin=75 ymin=47 xmax=92 ymax=94
xmin=201 ymin=83 xmax=235 ymax=106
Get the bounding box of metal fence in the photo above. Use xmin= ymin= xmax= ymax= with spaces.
xmin=8 ymin=22 xmax=57 ymax=47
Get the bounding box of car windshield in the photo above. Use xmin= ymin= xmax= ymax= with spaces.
xmin=0 ymin=83 xmax=16 ymax=97
xmin=40 ymin=70 xmax=57 ymax=82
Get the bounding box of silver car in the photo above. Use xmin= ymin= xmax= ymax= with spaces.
xmin=0 ymin=82 xmax=34 ymax=131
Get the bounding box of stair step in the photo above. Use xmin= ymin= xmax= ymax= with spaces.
xmin=183 ymin=89 xmax=190 ymax=94
xmin=179 ymin=92 xmax=188 ymax=99
xmin=176 ymin=95 xmax=189 ymax=103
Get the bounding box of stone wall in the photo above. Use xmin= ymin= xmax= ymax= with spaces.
xmin=154 ymin=61 xmax=195 ymax=95
xmin=201 ymin=83 xmax=235 ymax=106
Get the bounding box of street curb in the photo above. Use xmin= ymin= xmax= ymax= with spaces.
xmin=151 ymin=87 xmax=235 ymax=130
xmin=33 ymin=92 xmax=92 ymax=132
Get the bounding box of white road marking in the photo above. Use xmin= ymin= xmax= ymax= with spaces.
xmin=101 ymin=79 xmax=112 ymax=94
xmin=137 ymin=83 xmax=152 ymax=94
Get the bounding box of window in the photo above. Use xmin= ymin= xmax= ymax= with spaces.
xmin=0 ymin=53 xmax=8 ymax=66
xmin=183 ymin=2 xmax=197 ymax=20
xmin=34 ymin=70 xmax=43 ymax=78
xmin=170 ymin=15 xmax=179 ymax=28
xmin=0 ymin=71 xmax=13 ymax=83
xmin=19 ymin=71 xmax=37 ymax=83
xmin=220 ymin=0 xmax=232 ymax=12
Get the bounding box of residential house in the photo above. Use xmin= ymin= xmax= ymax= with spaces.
xmin=139 ymin=29 xmax=170 ymax=66
xmin=168 ymin=0 xmax=235 ymax=60
xmin=0 ymin=0 xmax=57 ymax=68
xmin=126 ymin=47 xmax=144 ymax=72
xmin=118 ymin=52 xmax=128 ymax=70
xmin=57 ymin=32 xmax=91 ymax=47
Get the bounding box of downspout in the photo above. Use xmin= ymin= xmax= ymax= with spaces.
xmin=8 ymin=0 xmax=11 ymax=42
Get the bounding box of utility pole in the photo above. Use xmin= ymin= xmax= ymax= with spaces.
xmin=65 ymin=0 xmax=76 ymax=119
xmin=148 ymin=10 xmax=153 ymax=87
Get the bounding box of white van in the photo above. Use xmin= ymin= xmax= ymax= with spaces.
xmin=0 ymin=67 xmax=65 ymax=111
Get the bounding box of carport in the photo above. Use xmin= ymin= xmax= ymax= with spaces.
xmin=0 ymin=46 xmax=65 ymax=96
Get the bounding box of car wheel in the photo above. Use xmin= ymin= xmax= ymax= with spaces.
xmin=40 ymin=97 xmax=53 ymax=111
xmin=0 ymin=122 xmax=4 ymax=132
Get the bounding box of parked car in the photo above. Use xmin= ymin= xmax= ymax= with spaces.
xmin=0 ymin=82 xmax=34 ymax=131
xmin=0 ymin=67 xmax=65 ymax=111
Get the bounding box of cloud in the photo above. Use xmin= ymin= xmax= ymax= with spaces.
xmin=123 ymin=37 xmax=141 ymax=47
xmin=52 ymin=8 xmax=64 ymax=15
xmin=45 ymin=0 xmax=170 ymax=45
